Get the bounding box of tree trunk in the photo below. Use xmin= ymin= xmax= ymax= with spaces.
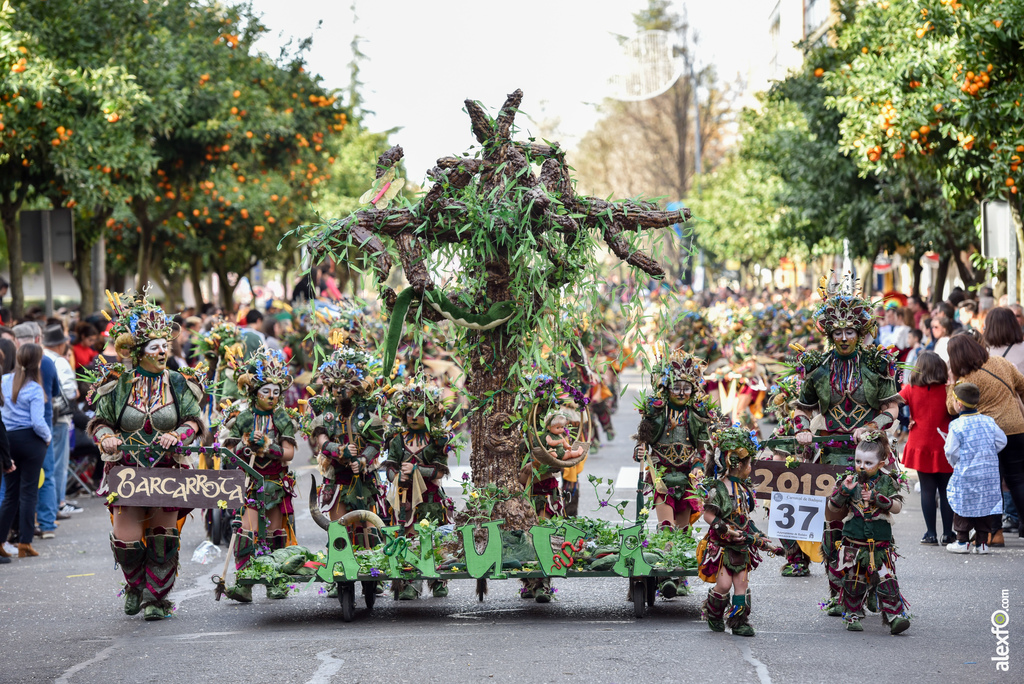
xmin=0 ymin=200 xmax=25 ymax=319
xmin=189 ymin=254 xmax=205 ymax=309
xmin=216 ymin=265 xmax=234 ymax=312
xmin=75 ymin=233 xmax=94 ymax=316
xmin=911 ymin=255 xmax=922 ymax=299
xmin=465 ymin=253 xmax=536 ymax=530
xmin=932 ymin=254 xmax=950 ymax=304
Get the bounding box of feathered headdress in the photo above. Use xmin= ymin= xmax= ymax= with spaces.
xmin=104 ymin=288 xmax=178 ymax=360
xmin=234 ymin=344 xmax=293 ymax=397
xmin=313 ymin=346 xmax=380 ymax=394
xmin=651 ymin=348 xmax=708 ymax=395
xmin=382 ymin=376 xmax=450 ymax=425
xmin=813 ymin=272 xmax=878 ymax=340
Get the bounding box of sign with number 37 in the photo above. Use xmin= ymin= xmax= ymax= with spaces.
xmin=767 ymin=491 xmax=827 ymax=542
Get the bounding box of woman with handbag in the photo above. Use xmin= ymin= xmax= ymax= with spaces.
xmin=945 ymin=334 xmax=1024 ymax=547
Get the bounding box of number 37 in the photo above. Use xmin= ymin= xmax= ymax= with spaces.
xmin=775 ymin=503 xmax=817 ymax=531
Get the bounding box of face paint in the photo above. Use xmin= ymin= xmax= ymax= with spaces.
xmin=668 ymin=380 xmax=693 ymax=405
xmin=854 ymin=448 xmax=882 ymax=476
xmin=256 ymin=383 xmax=281 ymax=411
xmin=405 ymin=408 xmax=426 ymax=430
xmin=140 ymin=338 xmax=169 ymax=373
xmin=831 ymin=328 xmax=859 ymax=355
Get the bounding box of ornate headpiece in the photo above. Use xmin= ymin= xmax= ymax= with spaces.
xmin=104 ymin=288 xmax=178 ymax=360
xmin=813 ymin=273 xmax=877 ymax=340
xmin=382 ymin=376 xmax=449 ymax=424
xmin=651 ymin=348 xmax=707 ymax=395
xmin=314 ymin=346 xmax=380 ymax=394
xmin=234 ymin=344 xmax=293 ymax=397
xmin=193 ymin=318 xmax=244 ymax=362
xmin=711 ymin=427 xmax=759 ymax=474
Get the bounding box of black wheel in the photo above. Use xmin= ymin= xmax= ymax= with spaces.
xmin=361 ymin=581 xmax=376 ymax=611
xmin=340 ymin=582 xmax=355 ymax=622
xmin=646 ymin=577 xmax=657 ymax=607
xmin=210 ymin=508 xmax=223 ymax=546
xmin=632 ymin=580 xmax=646 ymax=619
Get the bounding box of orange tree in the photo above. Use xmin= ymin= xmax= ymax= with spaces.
xmin=825 ymin=0 xmax=1024 ymax=293
xmin=1 ymin=0 xmax=150 ymax=316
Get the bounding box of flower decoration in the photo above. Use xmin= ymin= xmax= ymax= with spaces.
xmin=104 ymin=287 xmax=178 ymax=361
xmin=234 ymin=344 xmax=293 ymax=397
xmin=813 ymin=272 xmax=879 ymax=342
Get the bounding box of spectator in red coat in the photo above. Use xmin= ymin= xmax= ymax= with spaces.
xmin=71 ymin=323 xmax=100 ymax=370
xmin=900 ymin=351 xmax=955 ymax=545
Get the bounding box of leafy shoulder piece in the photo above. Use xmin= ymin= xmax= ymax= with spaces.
xmin=176 ymin=362 xmax=210 ymax=399
xmin=80 ymin=357 xmax=128 ymax=404
xmin=860 ymin=344 xmax=900 ymax=380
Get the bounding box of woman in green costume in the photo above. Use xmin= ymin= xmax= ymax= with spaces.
xmin=89 ymin=290 xmax=208 ymax=621
xmin=221 ymin=344 xmax=299 ymax=602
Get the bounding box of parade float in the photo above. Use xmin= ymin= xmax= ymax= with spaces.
xmin=242 ymin=89 xmax=703 ymax=620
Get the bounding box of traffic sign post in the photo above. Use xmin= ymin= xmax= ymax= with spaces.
xmin=982 ymin=199 xmax=1016 ymax=304
xmin=19 ymin=209 xmax=75 ymax=315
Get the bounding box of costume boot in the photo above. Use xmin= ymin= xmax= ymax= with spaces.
xmin=702 ymin=588 xmax=729 ymax=632
xmin=142 ymin=527 xmax=180 ymax=621
xmin=110 ymin=535 xmax=146 ymax=615
xmin=521 ymin=579 xmax=537 ymax=600
xmin=780 ymin=539 xmax=811 ymax=577
xmin=841 ymin=574 xmax=867 ymax=631
xmin=394 ymin=579 xmax=420 ymax=600
xmin=561 ymin=482 xmax=579 ymax=518
xmin=428 ymin=579 xmax=449 ymax=598
xmin=224 ymin=531 xmax=255 ymax=603
xmin=877 ymin=577 xmax=911 ymax=635
xmin=265 ymin=530 xmax=291 ymax=599
xmin=534 ymin=577 xmax=554 ymax=604
xmin=824 ymin=564 xmax=844 ymax=617
xmin=727 ymin=594 xmax=755 ymax=637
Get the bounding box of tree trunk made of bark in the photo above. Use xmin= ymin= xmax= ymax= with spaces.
xmin=0 ymin=203 xmax=25 ymax=319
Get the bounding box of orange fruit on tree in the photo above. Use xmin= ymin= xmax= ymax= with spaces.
xmin=1006 ymin=178 xmax=1015 ymax=187
xmin=814 ymin=68 xmax=824 ymax=78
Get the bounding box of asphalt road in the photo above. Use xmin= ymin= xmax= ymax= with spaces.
xmin=3 ymin=369 xmax=1021 ymax=684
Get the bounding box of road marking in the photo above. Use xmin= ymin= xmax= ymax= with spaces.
xmin=737 ymin=641 xmax=773 ymax=684
xmin=616 ymin=466 xmax=640 ymax=489
xmin=66 ymin=573 xmax=95 ymax=578
xmin=55 ymin=643 xmax=117 ymax=684
xmin=443 ymin=465 xmax=471 ymax=488
xmin=305 ymin=649 xmax=345 ymax=684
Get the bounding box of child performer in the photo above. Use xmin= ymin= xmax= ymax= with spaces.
xmin=698 ymin=427 xmax=783 ymax=637
xmin=827 ymin=435 xmax=911 ymax=634
xmin=943 ymin=382 xmax=1005 ymax=555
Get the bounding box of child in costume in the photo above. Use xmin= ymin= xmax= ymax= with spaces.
xmin=827 ymin=435 xmax=911 ymax=634
xmin=307 ymin=346 xmax=385 ymax=597
xmin=383 ymin=378 xmax=457 ymax=600
xmin=792 ymin=274 xmax=901 ymax=615
xmin=943 ymin=382 xmax=1005 ymax=555
xmin=698 ymin=427 xmax=783 ymax=637
xmin=518 ymin=408 xmax=586 ymax=602
xmin=635 ymin=349 xmax=715 ymax=599
xmin=88 ymin=289 xmax=208 ymax=621
xmin=221 ymin=345 xmax=299 ymax=602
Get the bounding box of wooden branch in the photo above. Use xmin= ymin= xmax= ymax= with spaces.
xmin=494 ymin=89 xmax=523 ymax=142
xmin=604 ymin=218 xmax=665 ymax=278
xmin=576 ymin=197 xmax=688 ymax=229
xmin=464 ymin=99 xmax=494 ymax=144
xmin=435 ymin=157 xmax=485 ymax=174
xmin=349 ymin=224 xmax=394 ymax=282
xmin=395 ymin=233 xmax=434 ymax=294
xmin=513 ymin=141 xmax=563 ymax=160
xmin=376 ymin=146 xmax=405 ymax=179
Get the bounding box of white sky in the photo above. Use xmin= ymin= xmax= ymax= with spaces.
xmin=250 ymin=0 xmax=767 ymax=183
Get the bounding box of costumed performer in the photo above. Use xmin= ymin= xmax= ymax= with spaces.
xmin=698 ymin=427 xmax=783 ymax=637
xmin=220 ymin=344 xmax=299 ymax=602
xmin=826 ymin=433 xmax=911 ymax=634
xmin=792 ymin=274 xmax=900 ymax=616
xmin=89 ymin=289 xmax=208 ymax=621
